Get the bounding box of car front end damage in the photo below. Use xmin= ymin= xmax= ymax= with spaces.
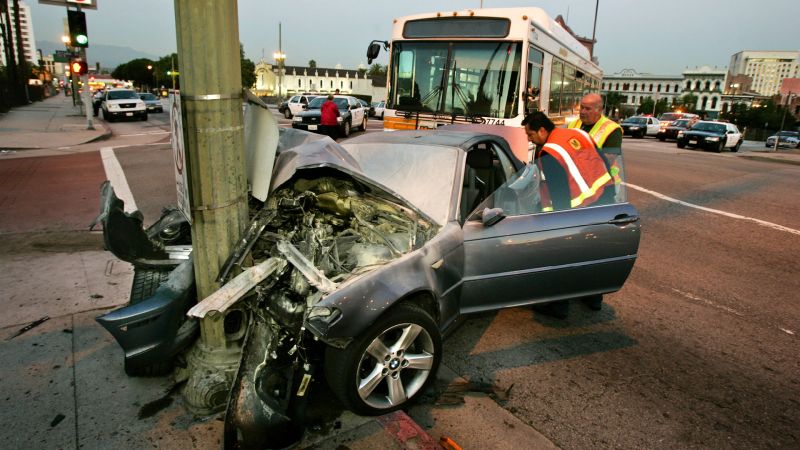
xmin=95 ymin=135 xmax=442 ymax=447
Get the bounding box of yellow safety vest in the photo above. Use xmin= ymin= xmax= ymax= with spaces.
xmin=567 ymin=115 xmax=621 ymax=149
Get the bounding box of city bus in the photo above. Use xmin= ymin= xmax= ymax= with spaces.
xmin=368 ymin=7 xmax=602 ymax=131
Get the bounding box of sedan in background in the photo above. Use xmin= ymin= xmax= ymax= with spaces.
xmin=677 ymin=121 xmax=742 ymax=152
xmin=139 ymin=92 xmax=164 ymax=113
xmin=292 ymin=95 xmax=366 ymax=137
xmin=657 ymin=118 xmax=695 ymax=141
xmin=372 ymin=100 xmax=385 ymax=119
xmin=765 ymin=131 xmax=800 ymax=148
xmin=359 ymin=99 xmax=375 ymax=117
xmin=621 ymin=116 xmax=660 ymax=138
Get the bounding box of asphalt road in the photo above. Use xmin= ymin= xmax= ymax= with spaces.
xmin=4 ymin=109 xmax=798 ymax=449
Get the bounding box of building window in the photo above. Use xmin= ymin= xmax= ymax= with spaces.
xmin=330 ymin=80 xmax=333 ymax=88
xmin=657 ymin=84 xmax=661 ymax=92
xmin=615 ymin=83 xmax=619 ymax=90
xmin=298 ymin=79 xmax=302 ymax=87
xmin=711 ymin=97 xmax=718 ymax=109
xmin=675 ymin=84 xmax=679 ymax=92
xmin=623 ymin=83 xmax=629 ymax=91
xmin=665 ymin=84 xmax=670 ymax=93
xmin=705 ymin=81 xmax=711 ymax=91
xmin=340 ymin=81 xmax=343 ymax=88
xmin=649 ymin=83 xmax=653 ymax=91
xmin=350 ymin=81 xmax=353 ymax=89
xmin=633 ymin=83 xmax=638 ymax=91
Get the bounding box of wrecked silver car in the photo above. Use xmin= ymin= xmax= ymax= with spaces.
xmin=93 ymin=124 xmax=640 ymax=447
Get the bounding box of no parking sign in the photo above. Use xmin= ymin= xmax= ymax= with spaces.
xmin=170 ymin=94 xmax=192 ymax=223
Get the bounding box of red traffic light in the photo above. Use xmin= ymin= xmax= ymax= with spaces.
xmin=70 ymin=60 xmax=88 ymax=75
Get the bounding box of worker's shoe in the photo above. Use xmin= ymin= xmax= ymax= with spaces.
xmin=533 ymin=300 xmax=570 ymax=319
xmin=581 ymin=295 xmax=603 ymax=311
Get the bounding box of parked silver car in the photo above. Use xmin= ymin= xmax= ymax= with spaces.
xmin=93 ymin=126 xmax=640 ymax=447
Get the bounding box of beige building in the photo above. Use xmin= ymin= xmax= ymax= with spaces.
xmin=601 ymin=68 xmax=684 ymax=110
xmin=0 ymin=0 xmax=37 ymax=66
xmin=251 ymin=60 xmax=385 ymax=101
xmin=728 ymin=50 xmax=800 ymax=96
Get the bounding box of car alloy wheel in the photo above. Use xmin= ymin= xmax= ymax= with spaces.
xmin=342 ymin=120 xmax=351 ymax=137
xmin=284 ymin=109 xmax=292 ymax=119
xmin=715 ymin=140 xmax=724 ymax=153
xmin=361 ymin=117 xmax=367 ymax=131
xmin=324 ymin=304 xmax=441 ymax=415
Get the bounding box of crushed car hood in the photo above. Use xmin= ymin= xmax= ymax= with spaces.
xmin=270 ymin=137 xmax=439 ymax=226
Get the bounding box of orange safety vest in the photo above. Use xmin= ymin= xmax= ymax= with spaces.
xmin=536 ymin=128 xmax=613 ymax=211
xmin=567 ymin=115 xmax=621 ymax=149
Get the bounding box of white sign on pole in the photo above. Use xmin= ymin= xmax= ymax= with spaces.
xmin=170 ymin=94 xmax=192 ymax=223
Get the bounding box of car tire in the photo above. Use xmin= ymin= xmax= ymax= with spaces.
xmin=732 ymin=141 xmax=741 ymax=152
xmin=658 ymin=136 xmax=665 ymax=142
xmin=341 ymin=120 xmax=351 ymax=138
xmin=361 ymin=116 xmax=368 ymax=131
xmin=141 ymin=113 xmax=148 ymax=121
xmin=380 ymin=112 xmax=384 ymax=120
xmin=715 ymin=140 xmax=724 ymax=153
xmin=324 ymin=303 xmax=441 ymax=415
xmin=104 ymin=110 xmax=114 ymax=122
xmin=284 ymin=109 xmax=292 ymax=119
xmin=677 ymin=141 xmax=686 ymax=149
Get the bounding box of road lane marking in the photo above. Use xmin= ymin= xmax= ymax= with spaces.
xmin=626 ymin=183 xmax=800 ymax=236
xmin=100 ymin=146 xmax=138 ymax=213
xmin=671 ymin=289 xmax=745 ymax=316
xmin=118 ymin=131 xmax=170 ymax=137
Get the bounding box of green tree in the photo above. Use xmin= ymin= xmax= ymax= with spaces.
xmin=112 ymin=58 xmax=156 ymax=89
xmin=602 ymin=92 xmax=623 ymax=117
xmin=308 ymin=59 xmax=316 ymax=68
xmin=367 ymin=63 xmax=387 ymax=77
xmin=240 ymin=44 xmax=255 ymax=89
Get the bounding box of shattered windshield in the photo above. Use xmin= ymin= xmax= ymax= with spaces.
xmin=389 ymin=41 xmax=522 ymax=118
xmin=341 ymin=143 xmax=460 ymax=225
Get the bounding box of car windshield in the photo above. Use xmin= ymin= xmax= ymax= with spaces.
xmin=307 ymin=97 xmax=349 ymax=110
xmin=139 ymin=93 xmax=157 ymax=100
xmin=389 ymin=41 xmax=522 ymax=118
xmin=658 ymin=113 xmax=680 ymax=121
xmin=341 ymin=142 xmax=460 ymax=225
xmin=777 ymin=131 xmax=799 ymax=137
xmin=107 ymin=90 xmax=139 ymax=100
xmin=691 ymin=122 xmax=726 ymax=133
xmin=623 ymin=117 xmax=646 ymax=125
xmin=673 ymin=119 xmax=690 ymax=127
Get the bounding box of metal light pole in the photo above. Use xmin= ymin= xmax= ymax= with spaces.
xmin=273 ymin=22 xmax=284 ymax=101
xmin=774 ymin=91 xmax=794 ymax=152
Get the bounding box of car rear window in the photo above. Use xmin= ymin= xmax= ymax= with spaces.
xmin=108 ymin=90 xmax=139 ymax=100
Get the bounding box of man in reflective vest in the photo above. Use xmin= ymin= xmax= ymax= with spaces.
xmin=567 ymin=93 xmax=622 ymax=150
xmin=523 ymin=111 xmax=613 ymax=316
xmin=523 ymin=111 xmax=614 ymax=212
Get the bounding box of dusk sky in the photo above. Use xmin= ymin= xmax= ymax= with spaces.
xmin=28 ymin=0 xmax=800 ymax=75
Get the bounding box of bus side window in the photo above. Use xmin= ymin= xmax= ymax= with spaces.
xmin=527 ymin=46 xmax=543 ymax=114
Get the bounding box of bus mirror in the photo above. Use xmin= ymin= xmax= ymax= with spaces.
xmin=367 ymin=43 xmax=381 ymax=64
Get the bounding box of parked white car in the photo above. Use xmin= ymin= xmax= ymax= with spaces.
xmin=372 ymin=100 xmax=385 ymax=119
xmin=621 ymin=116 xmax=660 ymax=138
xmin=101 ymin=88 xmax=147 ymax=122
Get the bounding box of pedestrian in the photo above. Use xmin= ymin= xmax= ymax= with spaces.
xmin=523 ymin=111 xmax=615 ymax=316
xmin=567 ymin=93 xmax=622 ymax=151
xmin=320 ymin=94 xmax=340 ymax=138
xmin=334 ymin=88 xmax=340 ymax=95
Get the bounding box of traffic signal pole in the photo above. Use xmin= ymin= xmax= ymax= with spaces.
xmin=173 ymin=0 xmax=250 ymax=414
xmin=80 ymin=46 xmax=94 ymax=130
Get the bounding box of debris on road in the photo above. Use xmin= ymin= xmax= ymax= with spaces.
xmin=6 ymin=316 xmax=50 ymax=340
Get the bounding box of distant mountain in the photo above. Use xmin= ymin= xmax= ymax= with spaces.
xmin=37 ymin=40 xmax=160 ymax=70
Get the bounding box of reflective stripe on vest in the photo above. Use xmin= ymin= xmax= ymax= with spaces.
xmin=537 ymin=128 xmax=613 ymax=209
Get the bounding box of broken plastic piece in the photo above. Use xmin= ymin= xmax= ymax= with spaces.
xmin=187 ymin=258 xmax=287 ymax=318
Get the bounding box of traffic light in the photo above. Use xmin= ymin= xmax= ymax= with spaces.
xmin=67 ymin=10 xmax=89 ymax=47
xmin=71 ymin=60 xmax=88 ymax=76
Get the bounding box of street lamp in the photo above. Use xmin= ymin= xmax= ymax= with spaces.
xmin=273 ymin=51 xmax=286 ymax=100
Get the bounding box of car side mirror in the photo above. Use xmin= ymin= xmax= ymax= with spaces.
xmin=302 ymin=105 xmax=308 ymax=110
xmin=481 ymin=207 xmax=506 ymax=227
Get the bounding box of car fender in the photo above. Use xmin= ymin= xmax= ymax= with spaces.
xmin=307 ymin=223 xmax=464 ymax=346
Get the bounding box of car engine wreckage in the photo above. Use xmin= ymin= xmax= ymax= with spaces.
xmin=91 ymin=94 xmax=440 ymax=448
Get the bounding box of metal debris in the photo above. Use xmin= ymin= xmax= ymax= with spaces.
xmin=6 ymin=316 xmax=50 ymax=340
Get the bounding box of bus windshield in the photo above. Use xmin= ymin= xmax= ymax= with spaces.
xmin=389 ymin=41 xmax=522 ymax=119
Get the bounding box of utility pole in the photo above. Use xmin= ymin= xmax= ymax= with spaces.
xmin=774 ymin=91 xmax=793 ymax=152
xmin=173 ymin=0 xmax=250 ymax=414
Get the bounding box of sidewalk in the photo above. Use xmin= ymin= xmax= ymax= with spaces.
xmin=0 ymin=94 xmax=110 ymax=150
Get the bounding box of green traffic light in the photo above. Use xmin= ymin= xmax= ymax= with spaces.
xmin=76 ymin=34 xmax=88 ymax=45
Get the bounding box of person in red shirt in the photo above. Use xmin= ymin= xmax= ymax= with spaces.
xmin=320 ymin=94 xmax=340 ymax=138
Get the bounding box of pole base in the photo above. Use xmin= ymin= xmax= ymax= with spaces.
xmin=180 ymin=339 xmax=242 ymax=415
